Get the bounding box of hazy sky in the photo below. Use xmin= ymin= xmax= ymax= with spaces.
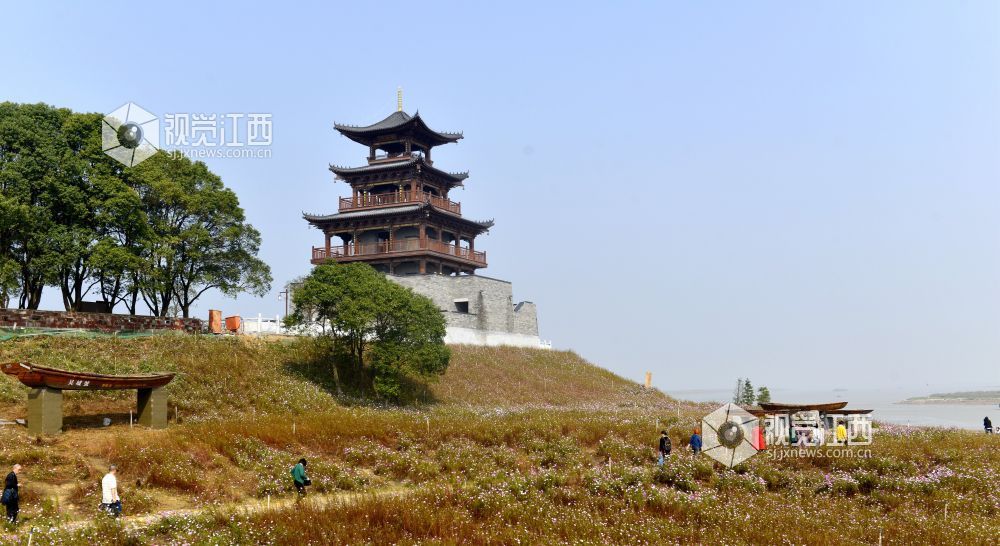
xmin=3 ymin=1 xmax=998 ymax=391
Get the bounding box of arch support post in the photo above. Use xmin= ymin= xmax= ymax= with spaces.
xmin=27 ymin=387 xmax=62 ymax=435
xmin=137 ymin=387 xmax=168 ymax=429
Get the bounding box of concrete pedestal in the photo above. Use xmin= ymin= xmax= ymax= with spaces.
xmin=137 ymin=387 xmax=168 ymax=429
xmin=27 ymin=387 xmax=63 ymax=435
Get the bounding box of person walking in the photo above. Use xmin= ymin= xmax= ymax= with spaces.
xmin=1 ymin=464 xmax=20 ymax=525
xmin=836 ymin=422 xmax=848 ymax=444
xmin=101 ymin=465 xmax=121 ymax=517
xmin=985 ymin=416 xmax=993 ymax=434
xmin=657 ymin=431 xmax=672 ymax=465
xmin=689 ymin=429 xmax=702 ymax=455
xmin=291 ymin=458 xmax=310 ymax=498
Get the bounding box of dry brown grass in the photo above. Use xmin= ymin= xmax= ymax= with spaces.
xmin=0 ymin=336 xmax=668 ymax=417
xmin=434 ymin=345 xmax=670 ymax=408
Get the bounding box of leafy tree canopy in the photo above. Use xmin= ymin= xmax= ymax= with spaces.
xmin=287 ymin=262 xmax=449 ymax=401
xmin=0 ymin=102 xmax=271 ymax=315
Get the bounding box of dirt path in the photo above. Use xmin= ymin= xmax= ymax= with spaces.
xmin=10 ymin=485 xmax=410 ymax=540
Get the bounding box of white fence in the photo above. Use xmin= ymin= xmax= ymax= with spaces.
xmin=240 ymin=314 xmax=284 ymax=336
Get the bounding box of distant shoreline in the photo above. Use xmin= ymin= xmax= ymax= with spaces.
xmin=901 ymin=390 xmax=1000 ymax=406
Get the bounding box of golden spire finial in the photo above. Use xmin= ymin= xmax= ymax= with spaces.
xmin=397 ymin=87 xmax=403 ymax=112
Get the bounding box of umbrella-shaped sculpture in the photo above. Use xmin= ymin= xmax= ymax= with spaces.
xmin=701 ymin=403 xmax=760 ymax=468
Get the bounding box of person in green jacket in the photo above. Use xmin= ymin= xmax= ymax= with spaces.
xmin=291 ymin=458 xmax=310 ymax=498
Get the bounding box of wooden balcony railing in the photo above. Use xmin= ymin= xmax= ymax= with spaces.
xmin=339 ymin=192 xmax=461 ymax=215
xmin=312 ymin=239 xmax=486 ymax=266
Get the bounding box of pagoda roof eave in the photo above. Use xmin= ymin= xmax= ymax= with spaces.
xmin=303 ymin=204 xmax=424 ymax=224
xmin=328 ymin=156 xmax=469 ymax=184
xmin=334 ymin=111 xmax=463 ymax=147
xmin=303 ymin=203 xmax=494 ymax=233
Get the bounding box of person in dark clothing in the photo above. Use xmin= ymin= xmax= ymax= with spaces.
xmin=657 ymin=431 xmax=672 ymax=465
xmin=985 ymin=417 xmax=993 ymax=434
xmin=2 ymin=464 xmax=21 ymax=525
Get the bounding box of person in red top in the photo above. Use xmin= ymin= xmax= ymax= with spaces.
xmin=751 ymin=425 xmax=766 ymax=450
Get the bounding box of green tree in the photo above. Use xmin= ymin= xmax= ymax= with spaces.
xmin=0 ymin=257 xmax=18 ymax=308
xmin=1 ymin=104 xmax=270 ymax=316
xmin=287 ymin=262 xmax=450 ymax=400
xmin=51 ymin=112 xmax=134 ymax=311
xmin=742 ymin=379 xmax=755 ymax=405
xmin=130 ymin=152 xmax=271 ymax=317
xmin=756 ymin=386 xmax=772 ymax=404
xmin=0 ymin=102 xmax=67 ymax=309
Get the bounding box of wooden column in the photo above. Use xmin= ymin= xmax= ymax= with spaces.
xmin=419 ymin=260 xmax=426 ymax=274
xmin=352 ymin=229 xmax=359 ymax=256
xmin=325 ymin=232 xmax=332 ymax=257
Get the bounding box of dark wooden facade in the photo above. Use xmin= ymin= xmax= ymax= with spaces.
xmin=305 ymin=109 xmax=493 ymax=275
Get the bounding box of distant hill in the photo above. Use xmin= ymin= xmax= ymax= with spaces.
xmin=0 ymin=334 xmax=669 ymax=419
xmin=902 ymin=390 xmax=1000 ymax=405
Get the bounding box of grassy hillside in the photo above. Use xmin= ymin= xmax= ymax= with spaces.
xmin=0 ymin=334 xmax=662 ymax=419
xmin=433 ymin=345 xmax=666 ymax=407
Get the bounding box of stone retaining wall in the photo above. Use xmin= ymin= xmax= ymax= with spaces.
xmin=388 ymin=274 xmax=545 ymax=348
xmin=0 ymin=309 xmax=202 ymax=333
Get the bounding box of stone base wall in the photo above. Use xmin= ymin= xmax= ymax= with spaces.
xmin=0 ymin=309 xmax=202 ymax=333
xmin=388 ymin=274 xmax=546 ymax=348
xmin=445 ymin=326 xmax=550 ymax=349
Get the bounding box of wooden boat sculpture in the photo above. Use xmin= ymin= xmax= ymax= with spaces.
xmin=825 ymin=408 xmax=874 ymax=415
xmin=758 ymin=401 xmax=848 ymax=412
xmin=1 ymin=362 xmax=174 ymax=390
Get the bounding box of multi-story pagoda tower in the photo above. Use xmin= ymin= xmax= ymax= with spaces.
xmin=305 ymin=97 xmax=493 ymax=276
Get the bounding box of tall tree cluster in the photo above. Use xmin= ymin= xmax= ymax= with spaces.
xmin=0 ymin=102 xmax=271 ymax=316
xmin=733 ymin=377 xmax=771 ymax=405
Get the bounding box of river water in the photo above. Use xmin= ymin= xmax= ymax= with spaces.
xmin=666 ymin=387 xmax=998 ymax=431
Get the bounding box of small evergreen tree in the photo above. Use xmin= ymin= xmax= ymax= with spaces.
xmin=756 ymin=386 xmax=772 ymax=404
xmin=741 ymin=379 xmax=755 ymax=405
